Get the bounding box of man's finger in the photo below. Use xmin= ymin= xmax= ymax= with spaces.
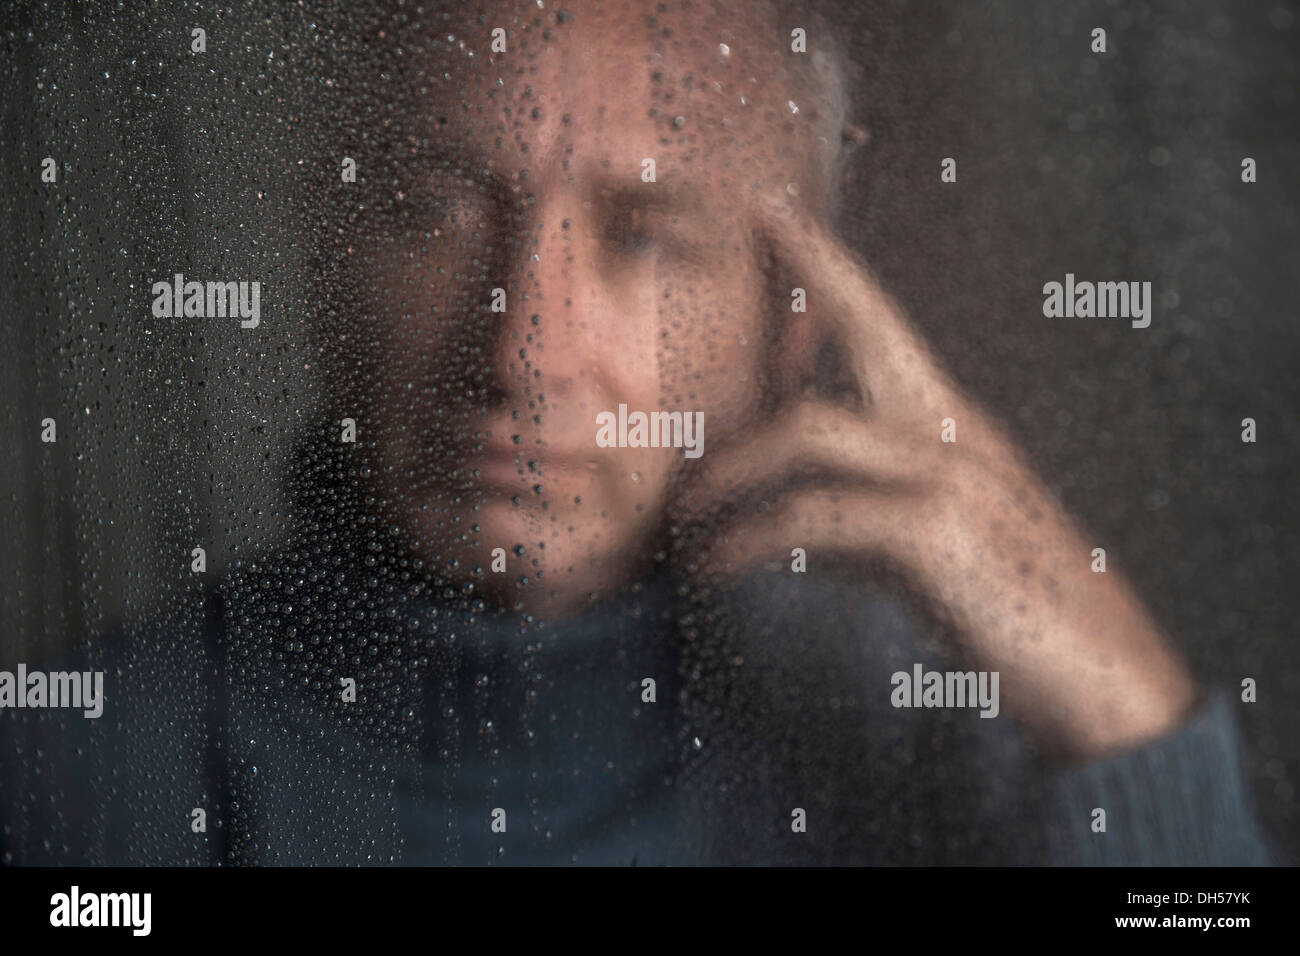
xmin=689 ymin=486 xmax=919 ymax=582
xmin=754 ymin=193 xmax=953 ymax=420
xmin=673 ymin=399 xmax=939 ymax=524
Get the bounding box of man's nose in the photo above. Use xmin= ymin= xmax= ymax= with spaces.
xmin=491 ymin=196 xmax=600 ymax=405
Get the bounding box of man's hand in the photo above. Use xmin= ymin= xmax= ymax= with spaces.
xmin=669 ymin=194 xmax=1198 ymax=763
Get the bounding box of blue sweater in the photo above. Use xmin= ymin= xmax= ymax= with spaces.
xmin=0 ymin=559 xmax=1272 ymax=866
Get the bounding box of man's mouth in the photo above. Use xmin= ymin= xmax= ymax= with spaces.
xmin=472 ymin=441 xmax=595 ymax=492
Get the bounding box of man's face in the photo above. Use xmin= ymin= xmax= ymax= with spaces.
xmin=357 ymin=1 xmax=831 ymax=613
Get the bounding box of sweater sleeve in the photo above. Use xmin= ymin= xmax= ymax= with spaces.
xmin=1038 ymin=689 xmax=1272 ymax=865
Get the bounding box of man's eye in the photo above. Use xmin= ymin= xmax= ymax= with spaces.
xmin=603 ymin=219 xmax=655 ymax=255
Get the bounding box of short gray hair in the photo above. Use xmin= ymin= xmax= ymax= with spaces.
xmin=793 ymin=6 xmax=865 ymax=207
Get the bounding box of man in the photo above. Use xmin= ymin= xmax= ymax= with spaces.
xmin=1 ymin=0 xmax=1272 ymax=865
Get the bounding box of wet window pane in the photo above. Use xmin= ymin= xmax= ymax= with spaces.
xmin=1 ymin=0 xmax=1295 ymax=868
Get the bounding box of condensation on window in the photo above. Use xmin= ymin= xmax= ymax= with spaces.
xmin=1 ymin=0 xmax=1296 ymax=866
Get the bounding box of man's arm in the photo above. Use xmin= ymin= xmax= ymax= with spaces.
xmin=673 ymin=193 xmax=1199 ymax=761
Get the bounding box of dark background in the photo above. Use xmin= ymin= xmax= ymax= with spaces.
xmin=2 ymin=0 xmax=1297 ymax=861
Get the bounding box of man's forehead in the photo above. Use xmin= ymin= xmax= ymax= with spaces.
xmin=426 ymin=13 xmax=807 ymax=173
